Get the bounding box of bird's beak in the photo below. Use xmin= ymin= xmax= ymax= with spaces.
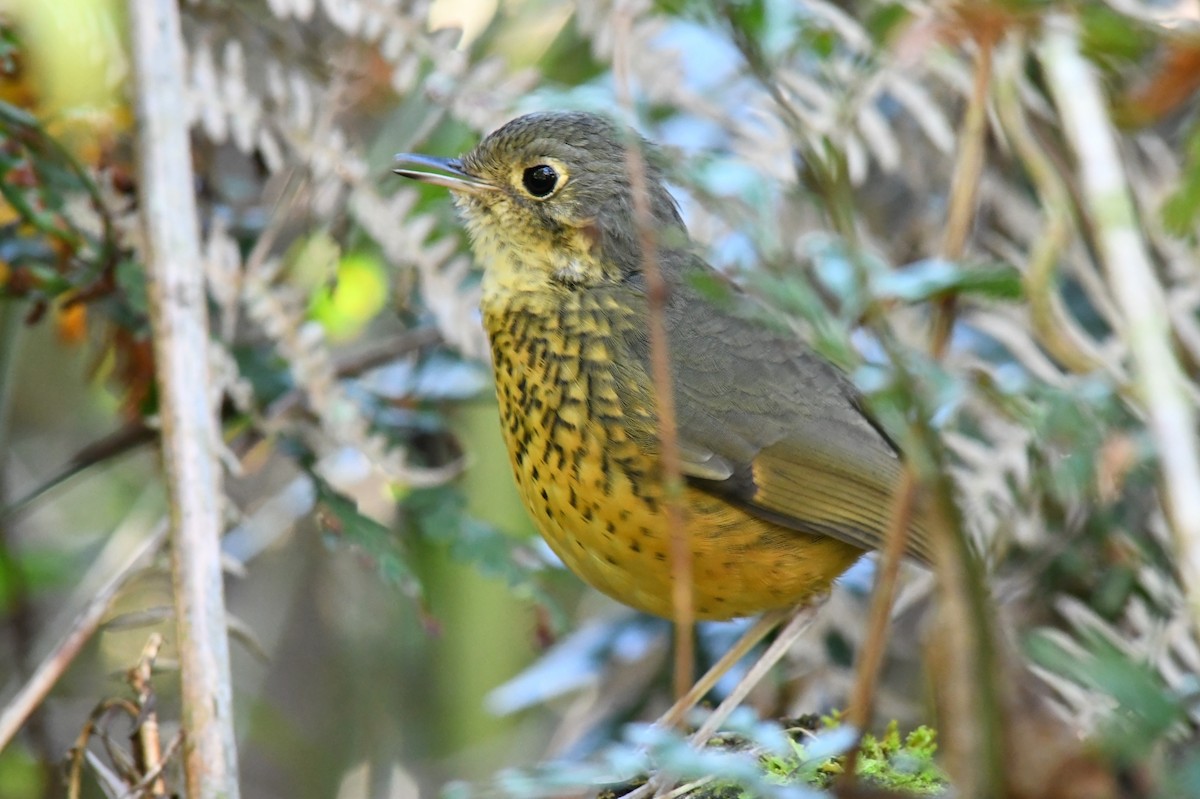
xmin=393 ymin=154 xmax=497 ymax=194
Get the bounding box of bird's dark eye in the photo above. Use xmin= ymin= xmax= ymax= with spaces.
xmin=522 ymin=164 xmax=559 ymax=197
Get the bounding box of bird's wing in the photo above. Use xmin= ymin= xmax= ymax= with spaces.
xmin=610 ymin=266 xmax=933 ymax=564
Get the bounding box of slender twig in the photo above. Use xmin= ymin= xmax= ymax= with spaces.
xmin=120 ymin=731 xmax=184 ymax=799
xmin=919 ymin=32 xmax=1008 ymax=799
xmin=992 ymin=39 xmax=1111 ymax=377
xmin=888 ymin=331 xmax=1008 ymax=797
xmin=129 ymin=634 xmax=166 ymax=797
xmin=1041 ymin=15 xmax=1200 ymax=631
xmin=626 ymin=604 xmax=823 ymax=799
xmin=66 ymin=698 xmax=142 ymax=799
xmin=839 ymin=469 xmax=917 ymax=781
xmin=128 ymin=0 xmax=241 ymax=795
xmin=3 ymin=327 xmax=441 ymax=524
xmin=661 ymin=776 xmax=715 ymax=799
xmin=838 ymin=28 xmax=1004 ymax=796
xmin=264 ymin=327 xmax=442 ymax=418
xmin=687 ymin=603 xmax=821 ymax=748
xmin=0 ymin=422 xmax=155 ymax=523
xmin=930 ymin=37 xmax=993 ymax=356
xmin=655 ymin=609 xmax=790 ymax=730
xmin=613 ymin=7 xmax=694 ymax=703
xmin=0 ymin=522 xmax=168 ymax=751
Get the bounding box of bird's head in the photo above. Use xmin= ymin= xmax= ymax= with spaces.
xmin=395 ymin=111 xmax=685 ymax=289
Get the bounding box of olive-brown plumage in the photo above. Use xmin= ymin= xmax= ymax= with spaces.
xmin=396 ymin=111 xmax=930 ymax=620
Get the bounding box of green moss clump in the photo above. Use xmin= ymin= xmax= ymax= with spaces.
xmin=705 ymin=715 xmax=945 ymax=797
xmin=846 ymin=719 xmax=943 ymax=794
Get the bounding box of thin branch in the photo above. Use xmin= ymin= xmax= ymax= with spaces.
xmin=613 ymin=6 xmax=694 ymax=703
xmin=0 ymin=522 xmax=167 ymax=751
xmin=839 ymin=468 xmax=917 ymax=782
xmin=624 ymin=604 xmax=823 ymax=799
xmin=1041 ymin=14 xmax=1200 ymax=631
xmin=932 ymin=36 xmax=993 ymax=356
xmin=0 ymin=422 xmax=155 ymax=523
xmin=120 ymin=732 xmax=184 ymax=799
xmin=920 ymin=33 xmax=1009 ymax=798
xmin=686 ymin=603 xmax=820 ymax=747
xmin=993 ymin=39 xmax=1112 ymax=377
xmin=129 ymin=634 xmax=167 ymax=797
xmin=3 ymin=327 xmax=441 ymax=524
xmin=655 ymin=609 xmax=790 ymax=730
xmin=263 ymin=327 xmax=443 ymax=419
xmin=841 ymin=28 xmax=1007 ymax=797
xmin=67 ymin=698 xmax=142 ymax=799
xmin=128 ymin=0 xmax=241 ymax=796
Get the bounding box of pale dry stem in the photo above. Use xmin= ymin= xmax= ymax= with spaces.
xmin=1041 ymin=14 xmax=1200 ymax=633
xmin=129 ymin=0 xmax=241 ymax=794
xmin=0 ymin=522 xmax=168 ymax=752
xmin=655 ymin=610 xmax=790 ymax=730
xmin=129 ymin=634 xmax=166 ymax=797
xmin=993 ymin=39 xmax=1113 ymax=377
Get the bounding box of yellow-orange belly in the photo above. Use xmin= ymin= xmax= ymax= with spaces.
xmin=484 ymin=295 xmax=862 ymax=621
xmin=522 ymin=477 xmax=862 ymax=620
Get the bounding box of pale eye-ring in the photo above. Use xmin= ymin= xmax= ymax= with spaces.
xmin=522 ymin=164 xmax=559 ymax=198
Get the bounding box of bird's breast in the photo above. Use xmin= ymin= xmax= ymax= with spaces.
xmin=480 ymin=288 xmax=860 ymax=620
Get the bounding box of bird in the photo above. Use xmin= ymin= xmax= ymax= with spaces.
xmin=395 ymin=111 xmax=930 ymax=621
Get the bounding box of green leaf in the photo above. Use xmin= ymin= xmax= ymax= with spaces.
xmin=404 ymin=485 xmax=564 ymax=625
xmin=1025 ymin=630 xmax=1186 ymax=759
xmin=864 ymin=3 xmax=911 ymax=44
xmin=313 ymin=477 xmax=424 ymax=602
xmin=724 ymin=0 xmax=768 ymax=44
xmin=872 ymin=259 xmax=1023 ymax=303
xmin=1161 ymin=124 xmax=1200 ymax=237
xmin=0 ymin=744 xmax=45 ymax=799
xmin=686 ymin=269 xmax=737 ymax=309
xmin=1079 ymin=4 xmax=1154 ymax=65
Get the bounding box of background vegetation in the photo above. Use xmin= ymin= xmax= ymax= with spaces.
xmin=2 ymin=0 xmax=1200 ymax=796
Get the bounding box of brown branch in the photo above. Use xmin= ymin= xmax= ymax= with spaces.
xmin=687 ymin=602 xmax=822 ymax=747
xmin=263 ymin=327 xmax=443 ymax=419
xmin=839 ymin=469 xmax=917 ymax=782
xmin=931 ymin=36 xmax=993 ymax=357
xmin=993 ymin=39 xmax=1112 ymax=378
xmin=129 ymin=634 xmax=167 ymax=797
xmin=842 ymin=28 xmax=1005 ymax=797
xmin=3 ymin=326 xmax=440 ymax=525
xmin=128 ymin=0 xmax=241 ymax=795
xmin=122 ymin=732 xmax=184 ymax=799
xmin=613 ymin=9 xmax=694 ymax=703
xmin=0 ymin=522 xmax=168 ymax=752
xmin=66 ymin=698 xmax=142 ymax=799
xmin=0 ymin=422 xmax=156 ymax=523
xmin=656 ymin=609 xmax=790 ymax=729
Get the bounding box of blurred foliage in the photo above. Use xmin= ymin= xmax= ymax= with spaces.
xmin=455 ymin=712 xmax=942 ymax=798
xmin=0 ymin=101 xmax=121 ymax=321
xmin=0 ymin=745 xmax=43 ymax=799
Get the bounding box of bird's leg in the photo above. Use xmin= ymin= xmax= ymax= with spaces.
xmin=687 ymin=600 xmax=823 ymax=748
xmin=626 ymin=601 xmax=825 ymax=799
xmin=655 ymin=608 xmax=790 ymax=730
